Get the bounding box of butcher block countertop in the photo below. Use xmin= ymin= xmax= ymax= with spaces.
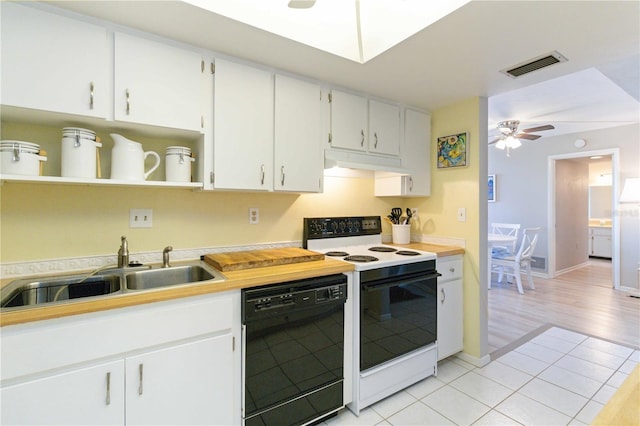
xmin=0 ymin=243 xmax=463 ymax=327
xmin=0 ymin=256 xmax=353 ymax=327
xmin=390 ymin=242 xmax=465 ymax=257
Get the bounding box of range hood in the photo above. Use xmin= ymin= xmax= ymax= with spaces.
xmin=324 ymin=149 xmax=411 ymax=177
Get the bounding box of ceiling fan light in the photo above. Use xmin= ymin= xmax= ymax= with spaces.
xmin=495 ymin=139 xmax=506 ymax=150
xmin=507 ymin=136 xmax=522 ymax=149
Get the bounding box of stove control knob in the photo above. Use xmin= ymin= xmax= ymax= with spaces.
xmin=331 ymin=222 xmax=338 ymax=233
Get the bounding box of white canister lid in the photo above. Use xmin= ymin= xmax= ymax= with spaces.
xmin=166 ymin=146 xmax=191 ymax=154
xmin=62 ymin=127 xmax=96 ymax=139
xmin=0 ymin=140 xmax=41 ymax=153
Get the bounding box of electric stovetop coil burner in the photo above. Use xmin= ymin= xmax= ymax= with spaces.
xmin=369 ymin=246 xmax=397 ymax=253
xmin=344 ymin=255 xmax=378 ymax=263
xmin=325 ymin=251 xmax=350 ymax=257
xmin=396 ymin=250 xmax=420 ymax=256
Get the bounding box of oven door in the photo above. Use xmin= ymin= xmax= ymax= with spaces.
xmin=360 ymin=270 xmax=439 ymax=372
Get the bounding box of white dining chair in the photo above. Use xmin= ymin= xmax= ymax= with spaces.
xmin=491 ymin=227 xmax=540 ymax=294
xmin=490 ymin=223 xmax=521 ymax=255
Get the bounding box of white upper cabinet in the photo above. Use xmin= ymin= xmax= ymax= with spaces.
xmin=329 ymin=90 xmax=368 ymax=152
xmin=1 ymin=2 xmax=108 ymax=118
xmin=114 ymin=32 xmax=203 ymax=132
xmin=212 ymin=59 xmax=274 ymax=191
xmin=375 ymin=108 xmax=431 ymax=197
xmin=402 ymin=108 xmax=431 ymax=196
xmin=274 ymin=75 xmax=323 ymax=193
xmin=368 ymin=100 xmax=400 ymax=156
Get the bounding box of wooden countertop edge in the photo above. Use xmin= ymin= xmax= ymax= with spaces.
xmin=0 ymin=259 xmax=354 ymax=327
xmin=0 ymin=243 xmax=464 ymax=327
xmin=390 ymin=243 xmax=466 ymax=257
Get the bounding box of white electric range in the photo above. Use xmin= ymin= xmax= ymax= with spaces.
xmin=303 ymin=216 xmax=440 ymax=415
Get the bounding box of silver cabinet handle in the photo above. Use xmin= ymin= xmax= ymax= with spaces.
xmin=360 ymin=129 xmax=365 ymax=147
xmin=89 ymin=82 xmax=95 ymax=110
xmin=260 ymin=164 xmax=265 ymax=185
xmin=106 ymin=372 xmax=111 ymax=405
xmin=409 ymin=176 xmax=414 ymax=191
xmin=281 ymin=165 xmax=285 ymax=186
xmin=138 ymin=364 xmax=143 ymax=395
xmin=441 ymin=288 xmax=446 ymax=304
xmin=374 ymin=132 xmax=378 ymax=148
xmin=126 ymin=89 xmax=131 ymax=115
xmin=450 ymin=267 xmax=455 ymax=273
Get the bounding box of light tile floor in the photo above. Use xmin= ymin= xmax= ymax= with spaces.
xmin=324 ymin=327 xmax=639 ymax=426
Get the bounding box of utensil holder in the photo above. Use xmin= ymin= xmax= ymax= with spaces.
xmin=391 ymin=224 xmax=411 ymax=244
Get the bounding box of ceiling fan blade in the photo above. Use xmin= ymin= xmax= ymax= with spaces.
xmin=521 ymin=124 xmax=555 ymax=133
xmin=515 ymin=133 xmax=541 ymax=140
xmin=488 ymin=138 xmax=503 ymax=145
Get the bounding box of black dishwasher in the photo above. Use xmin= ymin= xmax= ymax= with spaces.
xmin=242 ymin=274 xmax=347 ymax=426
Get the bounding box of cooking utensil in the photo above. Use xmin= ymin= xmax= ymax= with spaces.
xmin=405 ymin=208 xmax=413 ymax=224
xmin=391 ymin=207 xmax=402 ymax=224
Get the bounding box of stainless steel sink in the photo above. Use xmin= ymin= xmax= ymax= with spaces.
xmin=125 ymin=264 xmax=224 ymax=291
xmin=1 ymin=274 xmax=122 ymax=309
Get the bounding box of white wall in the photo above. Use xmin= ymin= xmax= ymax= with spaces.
xmin=488 ymin=123 xmax=640 ymax=289
xmin=556 ymin=159 xmax=589 ymax=271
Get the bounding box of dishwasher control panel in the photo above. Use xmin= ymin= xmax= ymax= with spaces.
xmin=241 ymin=274 xmax=347 ymax=322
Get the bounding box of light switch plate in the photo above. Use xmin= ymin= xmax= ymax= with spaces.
xmin=130 ymin=209 xmax=153 ymax=228
xmin=457 ymin=207 xmax=466 ymax=222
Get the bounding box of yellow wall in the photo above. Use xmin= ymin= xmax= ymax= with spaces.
xmin=1 ymin=99 xmax=486 ymax=358
xmin=415 ymin=97 xmax=485 ymax=359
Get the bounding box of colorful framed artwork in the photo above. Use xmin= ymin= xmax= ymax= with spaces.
xmin=437 ymin=132 xmax=468 ymax=168
xmin=488 ymin=174 xmax=496 ymax=202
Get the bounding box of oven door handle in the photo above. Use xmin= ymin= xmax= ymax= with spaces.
xmin=362 ymin=272 xmax=441 ymax=292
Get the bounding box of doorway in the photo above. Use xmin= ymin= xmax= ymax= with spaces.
xmin=547 ymin=149 xmax=620 ymax=289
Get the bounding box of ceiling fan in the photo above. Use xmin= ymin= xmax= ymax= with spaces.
xmin=489 ymin=120 xmax=555 ymax=154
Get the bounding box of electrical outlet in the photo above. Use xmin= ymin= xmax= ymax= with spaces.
xmin=130 ymin=209 xmax=153 ymax=228
xmin=457 ymin=207 xmax=466 ymax=222
xmin=249 ymin=207 xmax=259 ymax=224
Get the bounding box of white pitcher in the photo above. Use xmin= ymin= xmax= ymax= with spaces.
xmin=110 ymin=134 xmax=160 ymax=181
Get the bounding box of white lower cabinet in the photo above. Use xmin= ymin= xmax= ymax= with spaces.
xmin=0 ymin=291 xmax=240 ymax=425
xmin=589 ymin=226 xmax=612 ymax=258
xmin=125 ymin=335 xmax=234 ymax=425
xmin=436 ymin=255 xmax=463 ymax=360
xmin=1 ymin=360 xmax=125 ymax=425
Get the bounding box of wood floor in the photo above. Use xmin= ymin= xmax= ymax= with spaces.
xmin=488 ymin=261 xmax=640 ymax=354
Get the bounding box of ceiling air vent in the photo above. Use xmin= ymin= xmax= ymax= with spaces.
xmin=501 ymin=51 xmax=568 ymax=78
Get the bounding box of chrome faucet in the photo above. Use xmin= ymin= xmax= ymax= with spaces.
xmin=162 ymin=246 xmax=173 ymax=268
xmin=118 ymin=236 xmax=129 ymax=268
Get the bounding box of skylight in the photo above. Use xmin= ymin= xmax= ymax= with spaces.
xmin=181 ymin=0 xmax=470 ymax=63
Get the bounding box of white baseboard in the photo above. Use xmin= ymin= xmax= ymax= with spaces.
xmin=454 ymin=351 xmax=491 ymax=368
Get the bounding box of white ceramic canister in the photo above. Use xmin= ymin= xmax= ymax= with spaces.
xmin=0 ymin=141 xmax=47 ymax=176
xmin=61 ymin=127 xmax=102 ymax=178
xmin=165 ymin=146 xmax=194 ymax=182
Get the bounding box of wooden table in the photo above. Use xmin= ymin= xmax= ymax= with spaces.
xmin=488 ymin=233 xmax=517 ymax=289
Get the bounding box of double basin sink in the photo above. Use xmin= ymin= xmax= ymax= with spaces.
xmin=1 ymin=262 xmax=226 ymax=311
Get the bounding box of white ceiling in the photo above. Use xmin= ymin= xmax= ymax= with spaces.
xmin=47 ymin=0 xmax=640 ymax=141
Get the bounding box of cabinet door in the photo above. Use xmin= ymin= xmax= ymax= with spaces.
xmin=125 ymin=335 xmax=234 ymax=425
xmin=591 ymin=228 xmax=612 ymax=258
xmin=1 ymin=2 xmax=108 ymax=118
xmin=114 ymin=32 xmax=203 ymax=131
xmin=330 ymin=90 xmax=368 ymax=151
xmin=403 ymin=109 xmax=431 ymax=196
xmin=274 ymin=75 xmax=323 ymax=192
xmin=437 ymin=279 xmax=464 ymax=360
xmin=213 ymin=59 xmax=274 ymax=190
xmin=369 ymin=100 xmax=400 ymax=156
xmin=1 ymin=360 xmax=124 ymax=425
